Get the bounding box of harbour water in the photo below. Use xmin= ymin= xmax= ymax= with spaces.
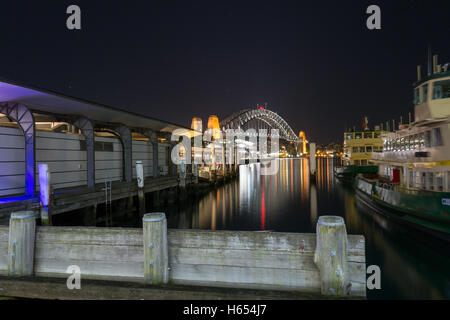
xmin=55 ymin=158 xmax=450 ymax=299
xmin=163 ymin=158 xmax=450 ymax=299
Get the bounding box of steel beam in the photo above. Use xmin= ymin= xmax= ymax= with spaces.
xmin=73 ymin=117 xmax=95 ymax=188
xmin=0 ymin=102 xmax=35 ymax=196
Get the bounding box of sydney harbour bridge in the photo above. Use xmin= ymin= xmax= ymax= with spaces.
xmin=192 ymin=104 xmax=308 ymax=157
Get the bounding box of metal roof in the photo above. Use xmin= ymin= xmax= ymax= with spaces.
xmin=0 ymin=78 xmax=193 ymax=134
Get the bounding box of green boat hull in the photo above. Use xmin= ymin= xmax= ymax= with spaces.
xmin=334 ymin=165 xmax=378 ymax=185
xmin=355 ymin=176 xmax=450 ymax=240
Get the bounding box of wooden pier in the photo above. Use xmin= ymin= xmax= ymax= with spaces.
xmin=0 ymin=213 xmax=366 ymax=299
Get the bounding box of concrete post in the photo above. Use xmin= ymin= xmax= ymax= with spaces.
xmin=136 ymin=160 xmax=146 ymax=217
xmin=38 ymin=163 xmax=51 ymax=226
xmin=8 ymin=211 xmax=36 ymax=276
xmin=314 ymin=216 xmax=350 ymax=296
xmin=143 ymin=212 xmax=169 ymax=285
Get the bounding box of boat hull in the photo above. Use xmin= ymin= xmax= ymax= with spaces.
xmin=354 ymin=176 xmax=450 ymax=241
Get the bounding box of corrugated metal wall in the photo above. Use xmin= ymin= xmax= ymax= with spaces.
xmin=0 ymin=127 xmax=170 ymax=197
xmin=0 ymin=127 xmax=25 ymax=196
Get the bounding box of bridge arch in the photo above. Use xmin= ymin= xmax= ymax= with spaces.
xmin=220 ymin=108 xmax=299 ymax=143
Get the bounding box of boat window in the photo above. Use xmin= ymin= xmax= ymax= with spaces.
xmin=366 ymin=146 xmax=372 ymax=152
xmin=364 ymin=132 xmax=373 ymax=139
xmin=418 ymin=132 xmax=425 ymax=148
xmin=427 ymin=172 xmax=434 ymax=190
xmin=448 ymin=172 xmax=450 ymax=191
xmin=352 ymin=147 xmax=358 ymax=153
xmin=424 ymin=130 xmax=431 ymax=147
xmin=395 ymin=138 xmax=400 ymax=151
xmin=421 ymin=84 xmax=428 ymax=103
xmin=412 ymin=134 xmax=419 ymax=149
xmin=414 ymin=88 xmax=420 ymax=104
xmin=400 ymin=137 xmax=406 ymax=151
xmin=421 ymin=172 xmax=426 ymax=189
xmin=436 ymin=172 xmax=444 ymax=191
xmin=432 ymin=79 xmax=450 ymax=100
xmin=409 ymin=171 xmax=414 ymax=188
xmin=355 ymin=132 xmax=362 ymax=139
xmin=359 ymin=147 xmax=365 ymax=153
xmin=432 ymin=127 xmax=443 ymax=146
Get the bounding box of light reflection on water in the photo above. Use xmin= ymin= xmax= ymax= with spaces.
xmin=167 ymin=158 xmax=450 ymax=299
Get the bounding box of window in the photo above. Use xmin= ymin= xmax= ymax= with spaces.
xmin=427 ymin=172 xmax=434 ymax=190
xmin=409 ymin=171 xmax=414 ymax=188
xmin=354 ymin=160 xmax=360 ymax=165
xmin=373 ymin=146 xmax=378 ymax=152
xmin=414 ymin=88 xmax=420 ymax=104
xmin=364 ymin=132 xmax=373 ymax=139
xmin=436 ymin=173 xmax=444 ymax=191
xmin=425 ymin=131 xmax=431 ymax=147
xmin=418 ymin=132 xmax=425 ymax=148
xmin=355 ymin=133 xmax=362 ymax=139
xmin=432 ymin=127 xmax=443 ymax=146
xmin=412 ymin=134 xmax=419 ymax=149
xmin=366 ymin=146 xmax=372 ymax=152
xmin=433 ymin=79 xmax=450 ymax=100
xmin=395 ymin=138 xmax=400 ymax=151
xmin=448 ymin=172 xmax=450 ymax=191
xmin=422 ymin=84 xmax=428 ymax=103
xmin=359 ymin=147 xmax=365 ymax=153
xmin=420 ymin=172 xmax=426 ymax=189
xmin=374 ymin=132 xmax=380 ymax=138
xmin=361 ymin=160 xmax=367 ymax=165
xmin=352 ymin=147 xmax=358 ymax=153
xmin=346 ymin=133 xmax=353 ymax=140
xmin=406 ymin=136 xmax=412 ymax=150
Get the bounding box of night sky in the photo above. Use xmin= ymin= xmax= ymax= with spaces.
xmin=1 ymin=0 xmax=449 ymax=144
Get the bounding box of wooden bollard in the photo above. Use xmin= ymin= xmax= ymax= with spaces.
xmin=8 ymin=211 xmax=36 ymax=276
xmin=143 ymin=212 xmax=169 ymax=285
xmin=314 ymin=215 xmax=350 ymax=296
xmin=38 ymin=163 xmax=52 ymax=225
xmin=136 ymin=161 xmax=146 ymax=216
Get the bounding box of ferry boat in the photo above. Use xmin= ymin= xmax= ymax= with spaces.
xmin=334 ymin=118 xmax=383 ymax=184
xmin=355 ymin=55 xmax=450 ymax=241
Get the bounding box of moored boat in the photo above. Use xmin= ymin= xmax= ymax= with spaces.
xmin=355 ymin=53 xmax=450 ymax=241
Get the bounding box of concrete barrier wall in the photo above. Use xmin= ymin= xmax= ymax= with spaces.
xmin=0 ymin=226 xmax=366 ymax=296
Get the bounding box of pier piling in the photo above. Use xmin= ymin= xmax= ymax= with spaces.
xmin=38 ymin=163 xmax=52 ymax=226
xmin=314 ymin=216 xmax=350 ymax=296
xmin=143 ymin=212 xmax=169 ymax=285
xmin=7 ymin=211 xmax=36 ymax=276
xmin=136 ymin=161 xmax=146 ymax=217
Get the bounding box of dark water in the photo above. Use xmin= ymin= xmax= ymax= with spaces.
xmin=164 ymin=158 xmax=450 ymax=299
xmin=55 ymin=158 xmax=450 ymax=299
